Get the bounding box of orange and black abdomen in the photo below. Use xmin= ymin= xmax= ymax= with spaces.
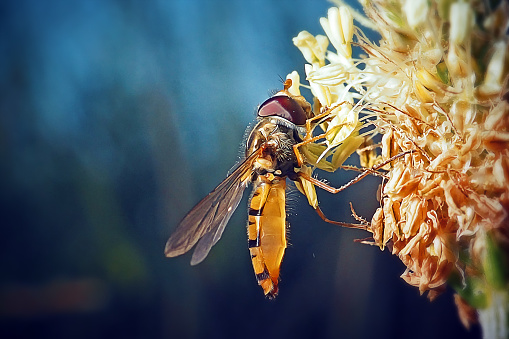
xmin=247 ymin=176 xmax=287 ymax=298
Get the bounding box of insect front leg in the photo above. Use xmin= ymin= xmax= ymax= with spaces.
xmin=292 ymin=103 xmax=347 ymax=167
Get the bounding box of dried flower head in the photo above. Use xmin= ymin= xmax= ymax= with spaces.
xmin=290 ymin=0 xmax=509 ymax=335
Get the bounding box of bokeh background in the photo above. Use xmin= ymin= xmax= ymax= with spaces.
xmin=0 ymin=1 xmax=482 ymax=338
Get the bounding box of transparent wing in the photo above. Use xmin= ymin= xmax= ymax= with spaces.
xmin=164 ymin=148 xmax=262 ymax=265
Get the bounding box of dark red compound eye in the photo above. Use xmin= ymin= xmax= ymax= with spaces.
xmin=257 ymin=95 xmax=307 ymax=125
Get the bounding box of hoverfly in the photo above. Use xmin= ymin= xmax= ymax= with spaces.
xmin=165 ymin=80 xmax=366 ymax=298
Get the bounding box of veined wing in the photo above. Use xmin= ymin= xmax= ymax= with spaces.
xmin=165 ymin=148 xmax=262 ymax=265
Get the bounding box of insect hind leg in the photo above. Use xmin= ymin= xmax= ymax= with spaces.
xmin=314 ymin=205 xmax=367 ymax=229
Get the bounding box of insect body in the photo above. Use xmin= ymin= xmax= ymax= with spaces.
xmin=165 ymin=83 xmax=312 ymax=298
xmin=165 ymin=81 xmax=365 ymax=298
xmin=243 ymin=111 xmax=305 ymax=297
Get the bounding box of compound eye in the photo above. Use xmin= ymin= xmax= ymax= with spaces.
xmin=257 ymin=95 xmax=307 ymax=125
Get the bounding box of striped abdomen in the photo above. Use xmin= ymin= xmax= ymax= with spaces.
xmin=247 ymin=176 xmax=287 ymax=298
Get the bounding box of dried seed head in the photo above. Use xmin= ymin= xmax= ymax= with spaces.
xmin=291 ymin=0 xmax=509 ymax=317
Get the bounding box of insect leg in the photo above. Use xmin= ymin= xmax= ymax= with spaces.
xmin=296 ymin=150 xmax=413 ymax=228
xmin=292 ymin=103 xmax=347 ymax=166
xmin=314 ymin=205 xmax=367 ymax=229
xmin=297 ymin=150 xmax=412 ymax=194
xmin=293 ymin=132 xmax=329 ymax=166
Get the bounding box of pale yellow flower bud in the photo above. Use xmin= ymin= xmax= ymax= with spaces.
xmin=402 ymin=0 xmax=428 ymax=29
xmin=478 ymin=41 xmax=507 ymax=97
xmin=447 ymin=44 xmax=468 ymax=78
xmin=305 ymin=64 xmax=332 ymax=107
xmin=293 ymin=31 xmax=329 ymax=66
xmin=319 ymin=7 xmax=353 ymax=58
xmin=306 ymin=63 xmax=349 ymax=86
xmin=294 ymin=165 xmax=318 ymax=208
xmin=339 ymin=7 xmax=353 ymax=46
xmin=325 ymin=104 xmax=357 ymax=148
xmin=285 ymin=71 xmax=301 ymax=97
xmin=330 ymin=134 xmax=364 ymax=169
xmin=449 ymin=2 xmax=473 ymax=45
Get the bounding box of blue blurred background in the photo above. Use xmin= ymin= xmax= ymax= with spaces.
xmin=0 ymin=0 xmax=481 ymax=338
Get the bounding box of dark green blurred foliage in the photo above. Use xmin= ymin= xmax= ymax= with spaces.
xmin=0 ymin=1 xmax=481 ymax=338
